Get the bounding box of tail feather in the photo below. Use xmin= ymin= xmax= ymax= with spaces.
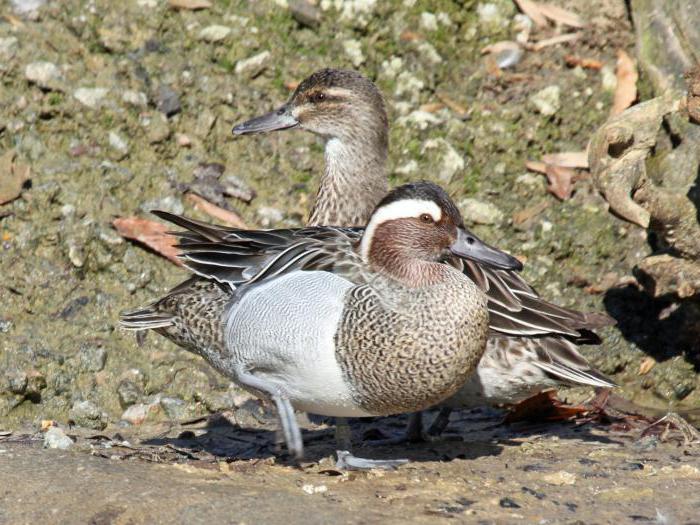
xmin=119 ymin=306 xmax=175 ymax=330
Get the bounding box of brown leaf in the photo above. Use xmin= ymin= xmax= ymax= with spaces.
xmin=529 ymin=32 xmax=581 ymax=51
xmin=638 ymin=357 xmax=656 ymax=376
xmin=112 ymin=217 xmax=181 ymax=265
xmin=435 ymin=92 xmax=469 ymax=119
xmin=564 ymin=54 xmax=603 ymax=70
xmin=168 ymin=0 xmax=212 ymax=9
xmin=536 ymin=3 xmax=586 ymax=28
xmin=0 ymin=150 xmax=31 ymax=205
xmin=505 ymin=390 xmax=589 ymax=423
xmin=418 ymin=102 xmax=445 ymax=113
xmin=512 ymin=200 xmax=550 ymax=226
xmin=541 ymin=151 xmax=588 ymax=169
xmin=185 ymin=193 xmax=248 ymax=229
xmin=544 ymin=165 xmax=576 ymax=200
xmin=399 ymin=30 xmax=423 ymax=42
xmin=611 ymin=50 xmax=638 ymax=116
xmin=284 ymin=80 xmax=300 ymax=91
xmin=513 ymin=0 xmax=548 ymax=27
xmin=525 ymin=160 xmax=547 ymax=174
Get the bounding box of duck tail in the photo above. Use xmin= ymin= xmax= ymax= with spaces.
xmin=532 ymin=337 xmax=617 ymax=389
xmin=119 ymin=305 xmax=175 ymax=330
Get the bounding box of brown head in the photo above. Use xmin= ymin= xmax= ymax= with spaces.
xmin=233 ymin=68 xmax=388 ymax=152
xmin=360 ymin=182 xmax=522 ymax=285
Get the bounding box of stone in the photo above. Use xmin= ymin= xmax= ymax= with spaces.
xmin=160 ymin=397 xmax=188 ymax=420
xmin=257 ymin=206 xmax=284 ymax=227
xmin=108 ymin=131 xmax=128 ymax=155
xmin=342 ymin=39 xmax=365 ymax=67
xmin=69 ymin=400 xmax=106 ymax=430
xmin=459 ymin=198 xmax=505 ymax=225
xmin=156 ymin=85 xmax=181 ymax=117
xmin=543 ymin=471 xmax=577 ymax=486
xmin=43 ymin=427 xmax=73 ymax=450
xmin=601 ymin=64 xmax=617 ymax=92
xmin=117 ymin=379 xmax=142 ymax=408
xmin=121 ymin=402 xmax=160 ymax=425
xmin=79 ymin=344 xmax=108 ymax=372
xmin=139 ymin=196 xmax=184 ymax=216
xmin=422 ymin=138 xmax=464 ymax=183
xmin=289 ymin=0 xmax=321 ymax=28
xmin=122 ymin=90 xmax=148 ymax=108
xmin=235 ymin=51 xmax=271 ymax=78
xmin=145 ymin=113 xmax=171 ymax=144
xmin=25 ymin=61 xmax=63 ymax=91
xmin=477 ymin=2 xmax=508 ymax=31
xmin=73 ymin=88 xmax=109 ymax=109
xmin=420 ymin=12 xmax=438 ymax=31
xmin=530 ymin=85 xmax=561 ymax=116
xmin=4 ymin=369 xmax=27 ymax=395
xmin=198 ymin=25 xmax=232 ymax=42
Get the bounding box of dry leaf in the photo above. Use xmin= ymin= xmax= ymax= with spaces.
xmin=399 ymin=30 xmax=423 ymax=42
xmin=0 ymin=150 xmax=31 ymax=205
xmin=545 ymin=164 xmax=576 ymax=200
xmin=505 ymin=390 xmax=589 ymax=423
xmin=436 ymin=92 xmax=469 ymax=118
xmin=113 ymin=217 xmax=181 ymax=265
xmin=536 ymin=3 xmax=586 ymax=28
xmin=41 ymin=420 xmax=58 ymax=431
xmin=482 ymin=40 xmax=523 ymax=69
xmin=525 ymin=160 xmax=547 ymax=174
xmin=638 ymin=357 xmax=656 ymax=376
xmin=513 ymin=0 xmax=548 ymax=27
xmin=481 ymin=41 xmax=521 ymax=55
xmin=186 ymin=193 xmax=248 ymax=229
xmin=541 ymin=151 xmax=588 ymax=169
xmin=418 ymin=102 xmax=445 ymax=113
xmin=564 ymin=54 xmax=603 ymax=70
xmin=529 ymin=32 xmax=581 ymax=51
xmin=168 ymin=0 xmax=212 ymax=9
xmin=512 ymin=200 xmax=550 ymax=226
xmin=284 ymin=80 xmax=300 ymax=91
xmin=611 ymin=50 xmax=638 ymax=116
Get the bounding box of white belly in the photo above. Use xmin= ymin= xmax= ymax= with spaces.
xmin=225 ymin=271 xmax=373 ymax=418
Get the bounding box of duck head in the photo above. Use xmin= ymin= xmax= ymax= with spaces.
xmin=361 ymin=182 xmax=522 ymax=283
xmin=233 ymin=68 xmax=388 ymax=148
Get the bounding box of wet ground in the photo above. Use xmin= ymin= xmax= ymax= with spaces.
xmin=3 ymin=409 xmax=700 ymax=524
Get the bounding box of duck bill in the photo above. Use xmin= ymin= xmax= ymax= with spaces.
xmin=232 ymin=105 xmax=299 ymax=135
xmin=450 ymin=228 xmax=523 ymax=271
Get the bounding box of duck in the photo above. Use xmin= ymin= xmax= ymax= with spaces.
xmin=121 ymin=181 xmax=523 ymax=466
xmin=231 ymin=68 xmax=616 ymax=438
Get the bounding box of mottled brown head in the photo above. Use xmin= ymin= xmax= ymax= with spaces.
xmin=360 ymin=182 xmax=522 ymax=283
xmin=233 ymin=68 xmax=388 ymax=147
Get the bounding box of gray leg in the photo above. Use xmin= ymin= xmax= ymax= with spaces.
xmin=427 ymin=407 xmax=453 ymax=437
xmin=335 ymin=417 xmax=352 ymax=450
xmin=235 ymin=368 xmax=303 ymax=460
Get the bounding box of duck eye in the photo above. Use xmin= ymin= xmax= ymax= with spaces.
xmin=419 ymin=213 xmax=433 ymax=223
xmin=312 ymin=92 xmax=326 ymax=103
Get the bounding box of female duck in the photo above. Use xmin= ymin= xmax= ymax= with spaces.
xmin=121 ymin=182 xmax=522 ymax=460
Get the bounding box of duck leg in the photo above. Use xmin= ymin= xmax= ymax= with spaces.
xmin=427 ymin=407 xmax=453 ymax=437
xmin=333 ymin=418 xmax=409 ymax=471
xmin=235 ymin=369 xmax=304 ymax=460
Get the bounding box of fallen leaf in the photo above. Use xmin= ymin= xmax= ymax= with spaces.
xmin=536 ymin=3 xmax=586 ymax=28
xmin=418 ymin=102 xmax=445 ymax=113
xmin=529 ymin=32 xmax=582 ymax=51
xmin=0 ymin=150 xmax=31 ymax=205
xmin=525 ymin=160 xmax=547 ymax=174
xmin=611 ymin=50 xmax=638 ymax=116
xmin=435 ymin=92 xmax=469 ymax=118
xmin=564 ymin=54 xmax=603 ymax=70
xmin=186 ymin=193 xmax=248 ymax=229
xmin=505 ymin=390 xmax=589 ymax=423
xmin=112 ymin=217 xmax=181 ymax=265
xmin=545 ymin=164 xmax=576 ymax=200
xmin=284 ymin=80 xmax=300 ymax=91
xmin=512 ymin=200 xmax=550 ymax=226
xmin=399 ymin=30 xmax=423 ymax=42
xmin=513 ymin=0 xmax=548 ymax=27
xmin=168 ymin=0 xmax=212 ymax=9
xmin=41 ymin=420 xmax=58 ymax=431
xmin=481 ymin=41 xmax=521 ymax=55
xmin=482 ymin=40 xmax=523 ymax=69
xmin=638 ymin=357 xmax=656 ymax=375
xmin=541 ymin=151 xmax=588 ymax=169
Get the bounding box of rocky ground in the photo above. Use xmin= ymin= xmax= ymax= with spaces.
xmin=1 ymin=0 xmax=699 ymax=522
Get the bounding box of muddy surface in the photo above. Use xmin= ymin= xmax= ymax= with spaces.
xmin=3 ymin=410 xmax=700 ymax=524
xmin=1 ymin=0 xmax=699 ymax=521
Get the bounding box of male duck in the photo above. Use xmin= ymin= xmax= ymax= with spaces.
xmin=232 ymin=68 xmax=615 ymax=437
xmin=121 ymin=182 xmax=521 ymax=464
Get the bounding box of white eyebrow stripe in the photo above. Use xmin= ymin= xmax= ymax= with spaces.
xmin=360 ymin=199 xmax=442 ymax=262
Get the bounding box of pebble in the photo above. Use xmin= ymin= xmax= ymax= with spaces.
xmin=69 ymin=400 xmax=107 ymax=430
xmin=73 ymin=88 xmax=109 ymax=109
xmin=257 ymin=206 xmax=284 ymax=227
xmin=343 ymin=39 xmax=365 ymax=67
xmin=420 ymin=12 xmax=438 ymax=31
xmin=601 ymin=64 xmax=617 ymax=92
xmin=160 ymin=397 xmax=188 ymax=420
xmin=530 ymin=85 xmax=561 ymax=116
xmin=198 ymin=25 xmax=232 ymax=43
xmin=422 ymin=138 xmax=464 ymax=183
xmin=121 ymin=401 xmax=160 ymax=425
xmin=0 ymin=37 xmax=19 ymax=59
xmin=139 ymin=196 xmax=184 ymax=216
xmin=477 ymin=2 xmax=509 ymax=31
xmin=5 ymin=368 xmax=28 ymax=395
xmin=122 ymin=90 xmax=148 ymax=108
xmin=543 ymin=470 xmax=577 ymax=486
xmin=144 ymin=113 xmax=171 ymax=144
xmin=43 ymin=426 xmax=73 ymax=450
xmin=235 ymin=51 xmax=271 ymax=79
xmin=289 ymin=0 xmax=321 ymax=28
xmin=117 ymin=379 xmax=142 ymax=408
xmin=459 ymin=198 xmax=504 ymax=225
xmin=79 ymin=344 xmax=108 ymax=372
xmin=108 ymin=131 xmax=129 ymax=154
xmin=25 ymin=61 xmax=63 ymax=91
xmin=156 ymin=85 xmax=181 ymax=117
